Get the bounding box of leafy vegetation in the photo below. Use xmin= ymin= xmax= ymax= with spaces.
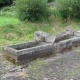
xmin=47 ymin=0 xmax=55 ymax=3
xmin=15 ymin=0 xmax=50 ymax=21
xmin=0 ymin=0 xmax=13 ymax=8
xmin=0 ymin=0 xmax=80 ymax=76
xmin=55 ymin=0 xmax=80 ymax=20
xmin=27 ymin=58 xmax=47 ymax=70
xmin=0 ymin=0 xmax=80 ymax=51
xmin=0 ymin=15 xmax=65 ymax=50
xmin=0 ymin=16 xmax=19 ymax=26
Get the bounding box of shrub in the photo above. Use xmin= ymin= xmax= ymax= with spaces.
xmin=0 ymin=0 xmax=13 ymax=8
xmin=1 ymin=6 xmax=11 ymax=11
xmin=15 ymin=0 xmax=50 ymax=21
xmin=55 ymin=0 xmax=80 ymax=19
xmin=47 ymin=0 xmax=55 ymax=3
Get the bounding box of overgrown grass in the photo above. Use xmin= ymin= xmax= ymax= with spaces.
xmin=0 ymin=10 xmax=80 ymax=51
xmin=0 ymin=15 xmax=64 ymax=48
xmin=0 ymin=6 xmax=80 ymax=68
xmin=0 ymin=16 xmax=19 ymax=27
xmin=27 ymin=58 xmax=47 ymax=70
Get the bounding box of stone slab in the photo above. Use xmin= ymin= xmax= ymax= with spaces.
xmin=56 ymin=37 xmax=80 ymax=52
xmin=65 ymin=26 xmax=76 ymax=36
xmin=65 ymin=26 xmax=80 ymax=37
xmin=74 ymin=31 xmax=80 ymax=37
xmin=45 ymin=34 xmax=56 ymax=43
xmin=45 ymin=32 xmax=69 ymax=43
xmin=3 ymin=37 xmax=80 ymax=63
xmin=34 ymin=31 xmax=49 ymax=42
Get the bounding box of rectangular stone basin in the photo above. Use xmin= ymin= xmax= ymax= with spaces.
xmin=2 ymin=40 xmax=53 ymax=62
xmin=56 ymin=37 xmax=80 ymax=52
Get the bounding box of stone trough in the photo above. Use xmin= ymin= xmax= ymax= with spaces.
xmin=2 ymin=26 xmax=80 ymax=63
xmin=3 ymin=40 xmax=53 ymax=62
xmin=56 ymin=37 xmax=80 ymax=52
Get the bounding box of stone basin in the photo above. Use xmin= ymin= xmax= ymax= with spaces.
xmin=2 ymin=40 xmax=54 ymax=62
xmin=2 ymin=27 xmax=80 ymax=63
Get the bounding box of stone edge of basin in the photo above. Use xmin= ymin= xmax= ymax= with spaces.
xmin=2 ymin=40 xmax=54 ymax=62
xmin=2 ymin=26 xmax=80 ymax=63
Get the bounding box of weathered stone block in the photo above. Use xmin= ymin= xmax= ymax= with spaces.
xmin=3 ymin=40 xmax=54 ymax=62
xmin=74 ymin=31 xmax=80 ymax=37
xmin=45 ymin=34 xmax=56 ymax=43
xmin=45 ymin=32 xmax=69 ymax=43
xmin=56 ymin=39 xmax=72 ymax=52
xmin=34 ymin=31 xmax=49 ymax=42
xmin=3 ymin=29 xmax=80 ymax=64
xmin=56 ymin=37 xmax=80 ymax=52
xmin=55 ymin=32 xmax=69 ymax=42
xmin=71 ymin=37 xmax=80 ymax=46
xmin=65 ymin=26 xmax=76 ymax=36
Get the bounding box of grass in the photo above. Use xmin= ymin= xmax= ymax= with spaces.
xmin=0 ymin=6 xmax=80 ymax=72
xmin=0 ymin=15 xmax=80 ymax=50
xmin=27 ymin=58 xmax=47 ymax=70
xmin=0 ymin=6 xmax=80 ymax=51
xmin=0 ymin=16 xmax=20 ymax=27
xmin=0 ymin=15 xmax=64 ymax=49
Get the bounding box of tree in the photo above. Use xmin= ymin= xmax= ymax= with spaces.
xmin=0 ymin=0 xmax=13 ymax=8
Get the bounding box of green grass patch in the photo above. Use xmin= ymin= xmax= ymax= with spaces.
xmin=0 ymin=14 xmax=80 ymax=51
xmin=27 ymin=58 xmax=47 ymax=70
xmin=0 ymin=16 xmax=20 ymax=27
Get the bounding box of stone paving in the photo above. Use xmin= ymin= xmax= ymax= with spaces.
xmin=0 ymin=49 xmax=80 ymax=80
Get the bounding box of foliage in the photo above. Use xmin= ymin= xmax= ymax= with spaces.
xmin=15 ymin=0 xmax=50 ymax=21
xmin=1 ymin=6 xmax=17 ymax=18
xmin=0 ymin=0 xmax=13 ymax=8
xmin=55 ymin=0 xmax=80 ymax=19
xmin=28 ymin=58 xmax=47 ymax=70
xmin=1 ymin=11 xmax=80 ymax=50
xmin=1 ymin=6 xmax=11 ymax=11
xmin=0 ymin=16 xmax=19 ymax=26
xmin=47 ymin=0 xmax=55 ymax=3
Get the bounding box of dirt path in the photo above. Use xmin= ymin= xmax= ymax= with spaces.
xmin=28 ymin=51 xmax=80 ymax=80
xmin=0 ymin=49 xmax=80 ymax=80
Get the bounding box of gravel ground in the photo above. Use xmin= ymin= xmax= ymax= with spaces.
xmin=0 ymin=49 xmax=80 ymax=80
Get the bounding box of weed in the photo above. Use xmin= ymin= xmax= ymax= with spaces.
xmin=0 ymin=70 xmax=6 ymax=74
xmin=0 ymin=9 xmax=80 ymax=51
xmin=0 ymin=16 xmax=20 ymax=27
xmin=27 ymin=58 xmax=47 ymax=70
